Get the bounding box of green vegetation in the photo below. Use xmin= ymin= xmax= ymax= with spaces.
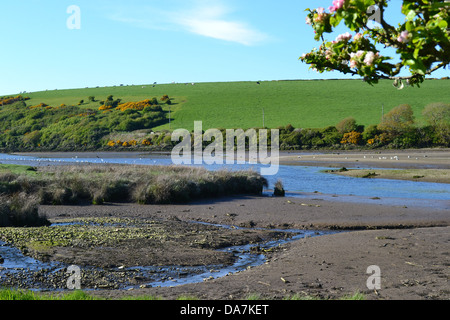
xmin=0 ymin=217 xmax=161 ymax=253
xmin=0 ymin=288 xmax=365 ymax=300
xmin=0 ymin=95 xmax=167 ymax=151
xmin=1 ymin=79 xmax=448 ymax=152
xmin=0 ymin=164 xmax=38 ymax=175
xmin=0 ymin=289 xmax=98 ymax=300
xmin=302 ymin=1 xmax=449 ymax=86
xmin=0 ymin=193 xmax=49 ymax=228
xmin=0 ymin=164 xmax=267 ymax=227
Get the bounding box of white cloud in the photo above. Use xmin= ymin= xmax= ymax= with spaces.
xmin=107 ymin=1 xmax=269 ymax=46
xmin=175 ymin=14 xmax=267 ymax=46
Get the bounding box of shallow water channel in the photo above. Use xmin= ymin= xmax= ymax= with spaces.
xmin=0 ymin=220 xmax=336 ymax=291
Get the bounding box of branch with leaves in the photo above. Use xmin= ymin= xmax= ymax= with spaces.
xmin=300 ymin=0 xmax=450 ymax=87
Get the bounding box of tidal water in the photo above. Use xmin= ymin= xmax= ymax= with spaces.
xmin=1 ymin=152 xmax=449 ymax=208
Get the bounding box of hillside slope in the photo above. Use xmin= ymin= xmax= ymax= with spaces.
xmin=18 ymin=79 xmax=450 ymax=130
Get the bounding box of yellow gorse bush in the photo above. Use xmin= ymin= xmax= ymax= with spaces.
xmin=29 ymin=103 xmax=49 ymax=109
xmin=341 ymin=131 xmax=362 ymax=145
xmin=107 ymin=138 xmax=152 ymax=147
xmin=0 ymin=95 xmax=30 ymax=106
xmin=115 ymin=99 xmax=153 ymax=112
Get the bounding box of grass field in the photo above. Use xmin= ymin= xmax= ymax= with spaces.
xmin=21 ymin=79 xmax=450 ymax=131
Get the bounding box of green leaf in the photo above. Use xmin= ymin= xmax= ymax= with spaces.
xmin=438 ymin=20 xmax=448 ymax=29
xmin=405 ymin=59 xmax=416 ymax=66
xmin=405 ymin=21 xmax=415 ymax=32
xmin=406 ymin=10 xmax=416 ymax=21
xmin=330 ymin=14 xmax=343 ymax=28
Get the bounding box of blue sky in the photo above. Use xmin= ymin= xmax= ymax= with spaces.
xmin=1 ymin=0 xmax=448 ymax=95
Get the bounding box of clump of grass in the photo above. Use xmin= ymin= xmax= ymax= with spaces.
xmin=339 ymin=291 xmax=366 ymax=300
xmin=273 ymin=179 xmax=285 ymax=197
xmin=176 ymin=295 xmax=200 ymax=300
xmin=0 ymin=193 xmax=50 ymax=227
xmin=361 ymin=172 xmax=377 ymax=178
xmin=0 ymin=164 xmax=267 ymax=206
xmin=283 ymin=293 xmax=322 ymax=300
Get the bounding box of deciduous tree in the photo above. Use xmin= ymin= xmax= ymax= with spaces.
xmin=301 ymin=0 xmax=450 ymax=87
xmin=378 ymin=104 xmax=415 ymax=135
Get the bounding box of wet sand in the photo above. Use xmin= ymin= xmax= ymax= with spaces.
xmin=279 ymin=149 xmax=450 ymax=169
xmin=323 ymin=168 xmax=450 ymax=184
xmin=38 ymin=193 xmax=450 ymax=301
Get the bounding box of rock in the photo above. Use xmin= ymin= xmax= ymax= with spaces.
xmin=0 ymin=255 xmax=4 ymax=264
xmin=281 ymin=277 xmax=290 ymax=284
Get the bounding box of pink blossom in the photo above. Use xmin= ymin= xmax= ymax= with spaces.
xmin=305 ymin=16 xmax=312 ymax=25
xmin=354 ymin=33 xmax=363 ymax=41
xmin=329 ymin=0 xmax=345 ymax=13
xmin=336 ymin=32 xmax=352 ymax=42
xmin=397 ymin=30 xmax=410 ymax=43
xmin=364 ymin=52 xmax=375 ymax=66
xmin=349 ymin=50 xmax=365 ymax=68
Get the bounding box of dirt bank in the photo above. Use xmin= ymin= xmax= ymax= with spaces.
xmin=38 ymin=194 xmax=449 ymax=300
xmin=279 ymin=149 xmax=450 ymax=169
xmin=323 ymin=168 xmax=450 ymax=184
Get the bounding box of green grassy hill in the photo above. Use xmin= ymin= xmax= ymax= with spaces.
xmin=21 ymin=79 xmax=450 ymax=131
xmin=1 ymin=79 xmax=448 ymax=152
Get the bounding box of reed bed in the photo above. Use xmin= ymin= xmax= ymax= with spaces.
xmin=0 ymin=164 xmax=267 ymax=227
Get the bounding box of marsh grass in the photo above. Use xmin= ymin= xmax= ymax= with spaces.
xmin=273 ymin=179 xmax=285 ymax=197
xmin=0 ymin=164 xmax=267 ymax=208
xmin=0 ymin=193 xmax=49 ymax=227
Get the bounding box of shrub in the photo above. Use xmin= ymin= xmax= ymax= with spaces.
xmin=0 ymin=95 xmax=30 ymax=106
xmin=29 ymin=103 xmax=48 ymax=110
xmin=341 ymin=131 xmax=362 ymax=145
xmin=422 ymin=103 xmax=450 ymax=146
xmin=285 ymin=124 xmax=294 ymax=133
xmin=273 ymin=180 xmax=285 ymax=197
xmin=0 ymin=194 xmax=49 ymax=227
xmin=378 ymin=104 xmax=415 ymax=137
xmin=336 ymin=117 xmax=357 ymax=134
xmin=362 ymin=124 xmax=380 ymax=141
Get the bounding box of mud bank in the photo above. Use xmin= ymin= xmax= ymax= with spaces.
xmin=33 ymin=195 xmax=450 ymax=300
